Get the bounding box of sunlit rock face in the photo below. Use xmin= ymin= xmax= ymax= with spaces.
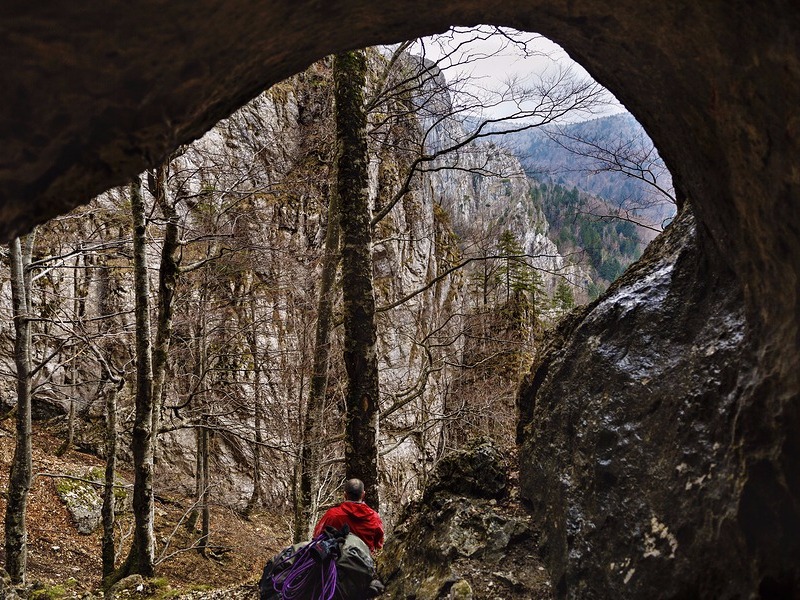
xmin=518 ymin=208 xmax=798 ymax=598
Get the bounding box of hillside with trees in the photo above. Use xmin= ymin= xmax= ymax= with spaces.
xmin=509 ymin=112 xmax=676 ymax=229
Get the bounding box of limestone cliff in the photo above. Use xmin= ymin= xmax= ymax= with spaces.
xmin=150 ymin=54 xmax=586 ymax=512
xmin=0 ymin=54 xmax=583 ymax=520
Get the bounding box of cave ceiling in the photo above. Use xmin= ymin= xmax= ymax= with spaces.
xmin=1 ymin=0 xmax=797 ymax=367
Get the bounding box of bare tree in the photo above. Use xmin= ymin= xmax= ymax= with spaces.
xmin=4 ymin=231 xmax=36 ymax=584
xmin=362 ymin=28 xmax=604 ymax=473
xmin=148 ymin=163 xmax=180 ymax=446
xmin=544 ymin=120 xmax=676 ymax=231
xmin=295 ymin=184 xmax=340 ymax=540
xmin=116 ymin=175 xmax=156 ymax=580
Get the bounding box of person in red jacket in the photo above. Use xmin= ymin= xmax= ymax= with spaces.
xmin=313 ymin=478 xmax=384 ymax=553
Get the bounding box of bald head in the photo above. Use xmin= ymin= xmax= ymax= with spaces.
xmin=344 ymin=478 xmax=365 ymax=502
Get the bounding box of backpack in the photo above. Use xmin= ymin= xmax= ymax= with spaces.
xmin=258 ymin=526 xmax=383 ymax=600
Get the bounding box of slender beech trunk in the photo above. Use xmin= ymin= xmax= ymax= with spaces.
xmin=235 ymin=286 xmax=264 ymax=515
xmin=127 ymin=175 xmax=156 ymax=577
xmin=185 ymin=428 xmax=202 ymax=532
xmin=186 ymin=294 xmax=208 ymax=533
xmin=56 ymin=398 xmax=75 ymax=457
xmin=97 ymin=250 xmax=124 ymax=583
xmin=247 ymin=385 xmax=264 ymax=514
xmin=335 ymin=50 xmax=380 ymax=509
xmin=296 ymin=180 xmax=341 ymax=541
xmin=102 ymin=374 xmax=121 ymax=579
xmin=197 ymin=418 xmax=210 ymax=555
xmin=150 ymin=164 xmax=179 ymax=453
xmin=57 ymin=253 xmax=82 ymax=457
xmin=4 ymin=233 xmax=35 ymax=584
xmin=245 ymin=291 xmax=266 ymax=515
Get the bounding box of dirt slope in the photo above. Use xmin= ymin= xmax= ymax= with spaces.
xmin=0 ymin=419 xmax=290 ymax=597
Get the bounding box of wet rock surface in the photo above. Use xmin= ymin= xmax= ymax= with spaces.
xmin=379 ymin=440 xmax=552 ymax=599
xmin=517 ymin=208 xmax=798 ymax=598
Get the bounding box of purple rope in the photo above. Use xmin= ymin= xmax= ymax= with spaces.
xmin=273 ymin=534 xmax=338 ymax=600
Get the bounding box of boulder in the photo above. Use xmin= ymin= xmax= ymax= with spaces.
xmin=379 ymin=441 xmax=552 ymax=599
xmin=423 ymin=439 xmax=508 ymax=502
xmin=54 ymin=469 xmax=105 ymax=535
xmin=518 ymin=207 xmax=798 ymax=597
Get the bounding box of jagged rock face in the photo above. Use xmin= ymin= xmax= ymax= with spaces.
xmin=517 ymin=207 xmax=798 ymax=597
xmin=379 ymin=440 xmax=553 ymax=599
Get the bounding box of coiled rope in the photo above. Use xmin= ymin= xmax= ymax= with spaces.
xmin=272 ymin=533 xmax=339 ymax=600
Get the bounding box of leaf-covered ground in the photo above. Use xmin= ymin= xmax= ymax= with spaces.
xmin=0 ymin=420 xmax=290 ymax=598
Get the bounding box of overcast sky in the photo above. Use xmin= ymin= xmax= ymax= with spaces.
xmin=404 ymin=27 xmax=625 ymax=121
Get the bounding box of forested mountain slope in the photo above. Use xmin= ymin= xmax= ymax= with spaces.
xmin=509 ymin=112 xmax=676 ymax=227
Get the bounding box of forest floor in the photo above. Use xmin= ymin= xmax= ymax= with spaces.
xmin=0 ymin=418 xmax=290 ymax=598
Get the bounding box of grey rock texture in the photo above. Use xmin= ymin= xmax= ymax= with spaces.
xmin=518 ymin=207 xmax=797 ymax=597
xmin=54 ymin=471 xmax=104 ymax=535
xmin=379 ymin=440 xmax=552 ymax=599
xmin=423 ymin=439 xmax=509 ymax=502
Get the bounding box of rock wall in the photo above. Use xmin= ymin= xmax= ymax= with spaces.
xmin=517 ymin=207 xmax=797 ymax=597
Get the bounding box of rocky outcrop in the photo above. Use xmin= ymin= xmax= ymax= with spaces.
xmin=55 ymin=473 xmax=103 ymax=535
xmin=379 ymin=440 xmax=553 ymax=599
xmin=54 ymin=468 xmax=130 ymax=535
xmin=517 ymin=206 xmax=798 ymax=597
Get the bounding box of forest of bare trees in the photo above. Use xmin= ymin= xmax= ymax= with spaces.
xmin=0 ymin=28 xmax=631 ymax=588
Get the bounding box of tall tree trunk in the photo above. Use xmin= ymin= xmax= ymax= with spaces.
xmin=95 ymin=249 xmax=125 ymax=585
xmin=197 ymin=418 xmax=210 ymax=555
xmin=127 ymin=175 xmax=156 ymax=577
xmin=185 ymin=427 xmax=202 ymax=532
xmin=102 ymin=374 xmax=121 ymax=579
xmin=149 ymin=164 xmax=179 ymax=455
xmin=186 ymin=296 xmax=208 ymax=533
xmin=56 ymin=398 xmax=75 ymax=457
xmin=239 ymin=289 xmax=265 ymax=516
xmin=57 ymin=253 xmax=82 ymax=457
xmin=335 ymin=50 xmax=380 ymax=509
xmin=296 ymin=178 xmax=341 ymax=542
xmin=4 ymin=232 xmax=35 ymax=584
xmin=247 ymin=386 xmax=264 ymax=514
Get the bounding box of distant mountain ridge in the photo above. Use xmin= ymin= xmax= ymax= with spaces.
xmin=503 ymin=112 xmax=676 ymax=227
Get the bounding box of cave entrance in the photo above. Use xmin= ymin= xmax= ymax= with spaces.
xmin=2 ymin=3 xmax=798 ymax=596
xmin=6 ymin=3 xmax=795 ymax=338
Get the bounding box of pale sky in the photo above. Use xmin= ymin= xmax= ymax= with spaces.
xmin=403 ymin=27 xmax=625 ymax=121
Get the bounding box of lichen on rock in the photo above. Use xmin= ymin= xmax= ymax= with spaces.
xmin=54 ymin=469 xmax=105 ymax=535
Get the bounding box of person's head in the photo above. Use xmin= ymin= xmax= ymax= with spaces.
xmin=343 ymin=478 xmax=365 ymax=502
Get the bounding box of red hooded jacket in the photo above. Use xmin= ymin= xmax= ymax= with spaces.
xmin=313 ymin=501 xmax=384 ymax=553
